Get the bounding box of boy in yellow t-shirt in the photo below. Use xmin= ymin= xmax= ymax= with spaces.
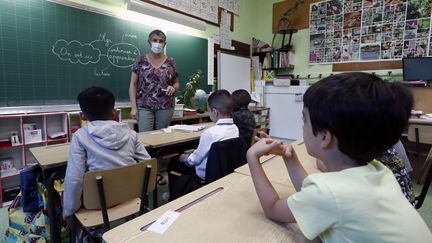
xmin=247 ymin=72 xmax=432 ymax=242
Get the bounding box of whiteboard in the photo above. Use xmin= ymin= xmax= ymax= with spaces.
xmin=217 ymin=51 xmax=251 ymax=93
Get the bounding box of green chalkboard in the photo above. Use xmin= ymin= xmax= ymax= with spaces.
xmin=0 ymin=0 xmax=208 ymax=106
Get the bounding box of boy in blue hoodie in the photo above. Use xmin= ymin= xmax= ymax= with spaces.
xmin=63 ymin=86 xmax=151 ymax=217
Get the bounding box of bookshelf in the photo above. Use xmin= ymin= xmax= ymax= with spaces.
xmin=0 ymin=112 xmax=69 ymax=204
xmin=252 ymin=49 xmax=294 ymax=77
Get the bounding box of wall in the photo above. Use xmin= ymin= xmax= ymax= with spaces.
xmin=71 ymin=0 xmax=258 ymax=45
xmin=255 ymin=0 xmax=405 ymax=81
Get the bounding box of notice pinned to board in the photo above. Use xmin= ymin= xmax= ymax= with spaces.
xmin=220 ymin=10 xmax=232 ymax=50
xmin=147 ymin=210 xmax=181 ymax=234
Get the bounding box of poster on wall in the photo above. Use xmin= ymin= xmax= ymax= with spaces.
xmin=309 ymin=0 xmax=432 ymax=64
xmin=149 ymin=0 xmax=219 ymax=23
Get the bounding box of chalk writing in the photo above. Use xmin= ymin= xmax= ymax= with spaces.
xmin=52 ymin=33 xmax=140 ymax=71
xmin=52 ymin=39 xmax=100 ymax=64
xmin=107 ymin=43 xmax=140 ymax=68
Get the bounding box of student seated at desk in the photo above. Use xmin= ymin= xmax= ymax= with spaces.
xmin=63 ymin=86 xmax=151 ymax=218
xmin=247 ymin=73 xmax=432 ymax=242
xmin=232 ymin=89 xmax=256 ymax=148
xmin=168 ymin=89 xmax=239 ymax=199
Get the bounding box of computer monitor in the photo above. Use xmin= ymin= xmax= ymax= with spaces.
xmin=403 ymin=57 xmax=432 ymax=81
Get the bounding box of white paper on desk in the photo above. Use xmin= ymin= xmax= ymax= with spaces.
xmin=147 ymin=210 xmax=181 ymax=234
xmin=169 ymin=124 xmax=205 ymax=132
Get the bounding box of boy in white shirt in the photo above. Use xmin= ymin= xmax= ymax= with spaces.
xmin=247 ymin=72 xmax=432 ymax=242
xmin=168 ymin=89 xmax=239 ymax=196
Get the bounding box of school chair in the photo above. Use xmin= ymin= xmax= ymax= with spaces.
xmin=72 ymin=159 xmax=157 ymax=238
xmin=205 ymin=137 xmax=248 ymax=183
xmin=414 ymin=146 xmax=432 ymax=209
xmin=169 ymin=137 xmax=248 ymax=200
xmin=408 ymin=124 xmax=432 ymax=184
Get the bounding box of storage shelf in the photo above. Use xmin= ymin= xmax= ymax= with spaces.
xmin=263 ymin=65 xmax=294 ymax=71
xmin=1 ymin=171 xmax=20 ymax=179
xmin=47 ymin=137 xmax=68 ymax=142
xmin=0 ymin=141 xmax=23 ymax=148
xmin=25 ymin=140 xmax=46 ymax=146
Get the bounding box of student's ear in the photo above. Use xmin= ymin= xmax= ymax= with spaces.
xmin=319 ymin=130 xmax=333 ymax=149
xmin=111 ymin=109 xmax=117 ymax=119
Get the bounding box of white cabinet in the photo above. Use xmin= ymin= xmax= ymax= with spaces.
xmin=0 ymin=112 xmax=69 ymax=205
xmin=264 ymin=86 xmax=309 ymax=140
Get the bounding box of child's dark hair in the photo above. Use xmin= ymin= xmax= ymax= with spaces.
xmin=232 ymin=89 xmax=251 ymax=111
xmin=303 ymin=72 xmax=412 ymax=164
xmin=77 ymin=86 xmax=115 ymax=121
xmin=207 ymin=89 xmax=233 ymax=116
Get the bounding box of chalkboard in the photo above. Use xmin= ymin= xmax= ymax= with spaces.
xmin=0 ymin=0 xmax=208 ymax=106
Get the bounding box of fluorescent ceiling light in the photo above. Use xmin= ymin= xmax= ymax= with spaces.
xmin=126 ymin=0 xmax=207 ymax=31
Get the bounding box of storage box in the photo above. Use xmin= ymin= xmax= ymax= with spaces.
xmin=24 ymin=129 xmax=43 ymax=143
xmin=173 ymin=104 xmax=184 ymax=118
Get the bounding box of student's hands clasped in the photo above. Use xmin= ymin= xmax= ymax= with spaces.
xmin=248 ymin=133 xmax=294 ymax=159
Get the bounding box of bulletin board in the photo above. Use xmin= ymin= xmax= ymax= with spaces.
xmin=217 ymin=52 xmax=251 ymax=94
xmin=309 ymin=0 xmax=432 ymax=64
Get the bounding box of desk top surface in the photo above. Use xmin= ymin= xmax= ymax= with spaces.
xmin=137 ymin=122 xmax=213 ymax=148
xmin=103 ymin=139 xmax=320 ymax=243
xmin=409 ymin=117 xmax=432 ymax=125
xmin=103 ymin=172 xmax=317 ymax=243
xmin=29 ymin=143 xmax=71 ymax=169
xmin=235 ymin=140 xmax=319 ymax=186
xmin=30 ymin=123 xmax=212 ymax=169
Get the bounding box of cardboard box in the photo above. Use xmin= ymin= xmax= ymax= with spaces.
xmin=24 ymin=129 xmax=43 ymax=143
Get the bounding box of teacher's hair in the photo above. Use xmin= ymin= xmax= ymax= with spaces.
xmin=148 ymin=29 xmax=166 ymax=40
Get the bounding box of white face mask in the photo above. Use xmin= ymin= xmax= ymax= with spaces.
xmin=151 ymin=42 xmax=164 ymax=54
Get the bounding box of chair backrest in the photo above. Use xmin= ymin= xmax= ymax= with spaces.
xmin=205 ymin=137 xmax=248 ymax=184
xmin=82 ymin=159 xmax=157 ymax=209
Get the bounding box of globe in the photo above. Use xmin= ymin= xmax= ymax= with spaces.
xmin=192 ymin=89 xmax=208 ymax=108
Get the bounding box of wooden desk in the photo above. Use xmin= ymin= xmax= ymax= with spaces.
xmin=235 ymin=140 xmax=319 ymax=186
xmin=29 ymin=143 xmax=70 ymax=169
xmin=29 ymin=123 xmax=208 ymax=241
xmin=103 ymin=173 xmax=318 ymax=243
xmin=29 ymin=143 xmax=72 ymax=242
xmin=408 ymin=118 xmax=432 ymax=156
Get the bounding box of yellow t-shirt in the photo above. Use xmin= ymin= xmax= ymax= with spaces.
xmin=288 ymin=160 xmax=432 ymax=243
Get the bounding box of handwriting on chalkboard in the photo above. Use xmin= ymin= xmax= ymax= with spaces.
xmin=52 ymin=33 xmax=140 ymax=77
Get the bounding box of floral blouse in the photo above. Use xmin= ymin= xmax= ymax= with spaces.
xmin=132 ymin=55 xmax=178 ymax=110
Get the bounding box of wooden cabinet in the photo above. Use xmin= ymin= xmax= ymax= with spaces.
xmin=0 ymin=112 xmax=69 ymax=205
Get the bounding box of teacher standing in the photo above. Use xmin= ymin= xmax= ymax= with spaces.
xmin=129 ymin=30 xmax=180 ymax=132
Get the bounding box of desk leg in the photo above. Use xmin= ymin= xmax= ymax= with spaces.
xmin=415 ymin=127 xmax=420 ymax=157
xmin=153 ymin=186 xmax=158 ymax=208
xmin=46 ymin=173 xmax=60 ymax=243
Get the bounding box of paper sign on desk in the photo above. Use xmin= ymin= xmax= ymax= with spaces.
xmin=147 ymin=210 xmax=181 ymax=234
